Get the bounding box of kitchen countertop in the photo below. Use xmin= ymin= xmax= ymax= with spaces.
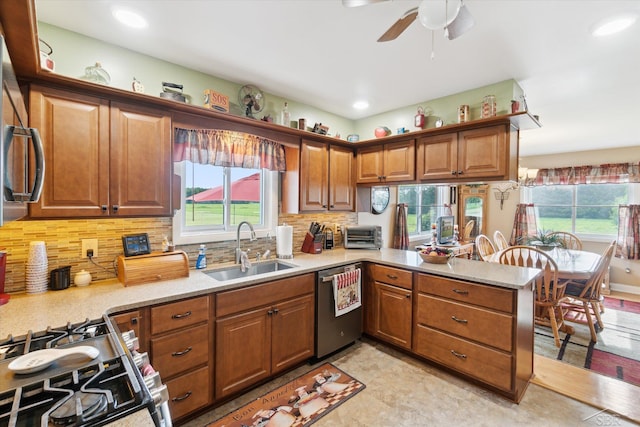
xmin=0 ymin=248 xmax=540 ymax=336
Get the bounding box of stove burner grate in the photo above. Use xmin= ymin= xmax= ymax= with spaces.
xmin=49 ymin=391 xmax=109 ymax=425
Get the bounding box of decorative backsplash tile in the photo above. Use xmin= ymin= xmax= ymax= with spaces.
xmin=0 ymin=212 xmax=357 ymax=293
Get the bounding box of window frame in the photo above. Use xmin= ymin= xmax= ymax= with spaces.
xmin=172 ymin=161 xmax=278 ymax=245
xmin=521 ymin=182 xmax=639 ymax=243
xmin=398 ymin=184 xmax=452 ymax=239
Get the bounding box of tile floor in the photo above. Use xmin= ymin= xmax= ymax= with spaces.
xmin=182 ymin=338 xmax=638 ymax=427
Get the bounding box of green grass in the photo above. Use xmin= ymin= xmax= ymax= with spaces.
xmin=184 ymin=203 xmax=261 ymax=226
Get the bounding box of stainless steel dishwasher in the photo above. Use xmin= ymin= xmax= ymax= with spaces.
xmin=316 ymin=263 xmax=363 ymax=359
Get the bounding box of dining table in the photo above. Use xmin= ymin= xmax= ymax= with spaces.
xmin=488 ymin=247 xmax=602 ymax=282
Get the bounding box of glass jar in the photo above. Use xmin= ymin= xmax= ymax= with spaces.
xmin=482 ymin=95 xmax=496 ymax=118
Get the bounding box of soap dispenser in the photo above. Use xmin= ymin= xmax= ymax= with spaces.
xmin=196 ymin=245 xmax=207 ymax=269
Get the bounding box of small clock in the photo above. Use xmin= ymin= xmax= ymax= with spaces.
xmin=371 ymin=186 xmax=390 ymax=215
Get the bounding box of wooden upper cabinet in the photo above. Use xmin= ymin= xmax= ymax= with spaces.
xmin=28 ymin=85 xmax=172 ymax=218
xmin=356 ymin=139 xmax=415 ymax=184
xmin=299 ymin=140 xmax=354 ymax=212
xmin=110 ymin=102 xmax=172 ymax=216
xmin=29 ymin=86 xmax=110 ymax=218
xmin=417 ymin=125 xmax=513 ymax=182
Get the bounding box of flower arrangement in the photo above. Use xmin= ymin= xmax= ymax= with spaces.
xmin=522 ymin=230 xmax=566 ymax=251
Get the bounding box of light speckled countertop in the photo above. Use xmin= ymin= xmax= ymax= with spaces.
xmin=0 ymin=248 xmax=540 ymax=336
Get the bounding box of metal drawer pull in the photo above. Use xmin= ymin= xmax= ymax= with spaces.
xmin=451 ymin=315 xmax=468 ymax=324
xmin=172 ymin=391 xmax=193 ymax=402
xmin=386 ymin=274 xmax=398 ymax=280
xmin=171 ymin=346 xmax=193 ymax=357
xmin=171 ymin=310 xmax=192 ymax=319
xmin=450 ymin=350 xmax=467 ymax=359
xmin=452 ymin=289 xmax=469 ymax=295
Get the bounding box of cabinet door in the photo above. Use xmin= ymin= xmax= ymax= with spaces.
xmin=271 ymin=294 xmax=314 ymax=374
xmin=215 ymin=308 xmax=270 ymax=398
xmin=110 ymin=102 xmax=172 ymax=216
xmin=329 ymin=146 xmax=354 ymax=211
xmin=457 ymin=125 xmax=507 ymax=179
xmin=373 ymin=282 xmax=413 ymax=349
xmin=356 ymin=146 xmax=383 ymax=184
xmin=299 ymin=140 xmax=328 ymax=211
xmin=110 ymin=310 xmax=147 ymax=352
xmin=416 ymin=133 xmax=457 ymax=181
xmin=29 ymin=86 xmax=110 ymax=217
xmin=383 ymin=140 xmax=415 ymax=182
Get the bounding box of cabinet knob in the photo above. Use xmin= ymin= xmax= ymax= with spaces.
xmin=405 ymin=294 xmax=411 ymax=299
xmin=267 ymin=309 xmax=274 ymax=316
xmin=322 ymin=205 xmax=327 ymax=208
xmin=171 ymin=310 xmax=192 ymax=319
xmin=330 ymin=205 xmax=335 ymax=209
xmin=451 ymin=315 xmax=468 ymax=324
xmin=457 ymin=170 xmax=464 ymax=175
xmin=273 ymin=308 xmax=279 ymax=314
xmin=112 ymin=205 xmax=119 ymax=213
xmin=101 ymin=205 xmax=108 ymax=212
xmin=451 ymin=171 xmax=457 ymax=175
xmin=450 ymin=349 xmax=467 ymax=359
xmin=452 ymin=289 xmax=469 ymax=295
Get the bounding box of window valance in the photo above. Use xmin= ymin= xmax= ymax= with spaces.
xmin=173 ymin=128 xmax=286 ymax=172
xmin=529 ymin=162 xmax=640 ymax=186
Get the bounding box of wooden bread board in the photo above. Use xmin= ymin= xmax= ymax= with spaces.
xmin=117 ymin=251 xmax=189 ymax=286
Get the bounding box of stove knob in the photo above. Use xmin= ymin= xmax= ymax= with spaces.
xmin=121 ymin=331 xmax=139 ymax=351
xmin=132 ymin=351 xmax=150 ymax=369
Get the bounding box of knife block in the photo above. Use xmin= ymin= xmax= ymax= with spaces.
xmin=301 ymin=232 xmax=322 ymax=254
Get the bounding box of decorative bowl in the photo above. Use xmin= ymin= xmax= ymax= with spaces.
xmin=418 ymin=248 xmax=453 ymax=264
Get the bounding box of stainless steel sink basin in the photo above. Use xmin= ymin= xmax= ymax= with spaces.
xmin=204 ymin=260 xmax=297 ymax=281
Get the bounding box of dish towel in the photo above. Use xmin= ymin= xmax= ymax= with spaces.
xmin=333 ymin=268 xmax=362 ymax=317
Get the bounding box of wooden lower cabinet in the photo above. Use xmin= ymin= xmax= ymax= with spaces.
xmin=215 ymin=274 xmax=315 ymax=399
xmin=364 ymin=264 xmax=413 ymax=350
xmin=413 ymin=273 xmax=533 ymax=402
xmin=148 ymin=295 xmax=213 ymax=421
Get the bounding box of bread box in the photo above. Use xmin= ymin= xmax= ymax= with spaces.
xmin=117 ymin=251 xmax=189 ymax=286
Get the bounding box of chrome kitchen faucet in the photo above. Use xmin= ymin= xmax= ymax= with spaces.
xmin=235 ymin=221 xmax=256 ymax=265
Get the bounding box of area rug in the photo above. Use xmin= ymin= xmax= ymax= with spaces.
xmin=535 ymin=296 xmax=640 ymax=387
xmin=207 ymin=363 xmax=365 ymax=427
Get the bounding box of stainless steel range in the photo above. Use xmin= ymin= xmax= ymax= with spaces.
xmin=0 ymin=317 xmax=170 ymax=426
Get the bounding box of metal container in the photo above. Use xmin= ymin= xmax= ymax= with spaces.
xmin=49 ymin=266 xmax=71 ymax=290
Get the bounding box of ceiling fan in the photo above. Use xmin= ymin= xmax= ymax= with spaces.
xmin=343 ymin=0 xmax=475 ymax=42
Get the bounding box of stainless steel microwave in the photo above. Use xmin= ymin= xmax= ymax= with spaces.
xmin=344 ymin=225 xmax=382 ymax=249
xmin=1 ymin=35 xmax=44 ymax=226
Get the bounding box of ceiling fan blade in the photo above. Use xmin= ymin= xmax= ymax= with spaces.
xmin=445 ymin=2 xmax=475 ymax=40
xmin=377 ymin=8 xmax=418 ymax=42
xmin=343 ymin=0 xmax=390 ymax=7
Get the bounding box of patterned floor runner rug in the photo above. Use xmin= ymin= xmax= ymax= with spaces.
xmin=207 ymin=363 xmax=365 ymax=427
xmin=535 ymin=296 xmax=640 ymax=387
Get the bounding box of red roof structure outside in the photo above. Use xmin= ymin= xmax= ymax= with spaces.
xmin=187 ymin=172 xmax=260 ymax=202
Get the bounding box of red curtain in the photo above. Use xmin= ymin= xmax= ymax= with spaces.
xmin=510 ymin=204 xmax=538 ymax=245
xmin=173 ymin=128 xmax=286 ymax=172
xmin=393 ymin=203 xmax=409 ymax=250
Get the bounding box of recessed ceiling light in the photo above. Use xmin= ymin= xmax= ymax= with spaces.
xmin=591 ymin=13 xmax=637 ymax=37
xmin=112 ymin=8 xmax=148 ymax=29
xmin=353 ymin=100 xmax=369 ymax=110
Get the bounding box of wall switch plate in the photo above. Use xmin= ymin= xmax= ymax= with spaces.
xmin=81 ymin=239 xmax=98 ymax=258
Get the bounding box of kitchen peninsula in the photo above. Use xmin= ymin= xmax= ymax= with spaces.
xmin=0 ymin=248 xmax=540 ymax=421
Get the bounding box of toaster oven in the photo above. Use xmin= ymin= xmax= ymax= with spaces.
xmin=344 ymin=225 xmax=382 ymax=249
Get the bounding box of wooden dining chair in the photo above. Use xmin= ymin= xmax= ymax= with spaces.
xmin=562 ymin=240 xmax=616 ymax=342
xmin=463 ymin=220 xmax=475 ymax=241
xmin=493 ymin=230 xmax=509 ymax=251
xmin=546 ymin=231 xmax=583 ymax=250
xmin=499 ymin=246 xmax=567 ymax=347
xmin=475 ymin=234 xmax=496 ymax=261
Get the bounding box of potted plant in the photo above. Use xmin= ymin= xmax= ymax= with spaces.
xmin=521 ymin=230 xmax=566 ymax=251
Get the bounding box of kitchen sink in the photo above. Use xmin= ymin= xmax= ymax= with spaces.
xmin=204 ymin=260 xmax=297 ymax=281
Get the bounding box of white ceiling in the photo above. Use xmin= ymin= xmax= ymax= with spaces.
xmin=34 ymin=0 xmax=640 ymax=157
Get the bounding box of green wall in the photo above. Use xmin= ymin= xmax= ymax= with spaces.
xmin=38 ymin=22 xmax=522 ymax=139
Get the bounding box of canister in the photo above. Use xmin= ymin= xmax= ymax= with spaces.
xmin=482 ymin=95 xmax=496 ymax=118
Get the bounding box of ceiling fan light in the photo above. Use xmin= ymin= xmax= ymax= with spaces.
xmin=418 ymin=0 xmax=460 ymax=30
xmin=445 ymin=3 xmax=475 ymax=40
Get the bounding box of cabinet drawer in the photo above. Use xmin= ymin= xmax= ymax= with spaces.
xmin=416 ymin=294 xmax=513 ymax=352
xmin=417 ymin=274 xmax=513 ymax=313
xmin=414 ymin=324 xmax=513 ymax=391
xmin=216 ymin=273 xmax=314 ymax=317
xmin=369 ymin=264 xmax=412 ymax=290
xmin=151 ymin=296 xmax=210 ymax=335
xmin=165 ymin=365 xmax=211 ymax=420
xmin=151 ymin=323 xmax=209 ymax=378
